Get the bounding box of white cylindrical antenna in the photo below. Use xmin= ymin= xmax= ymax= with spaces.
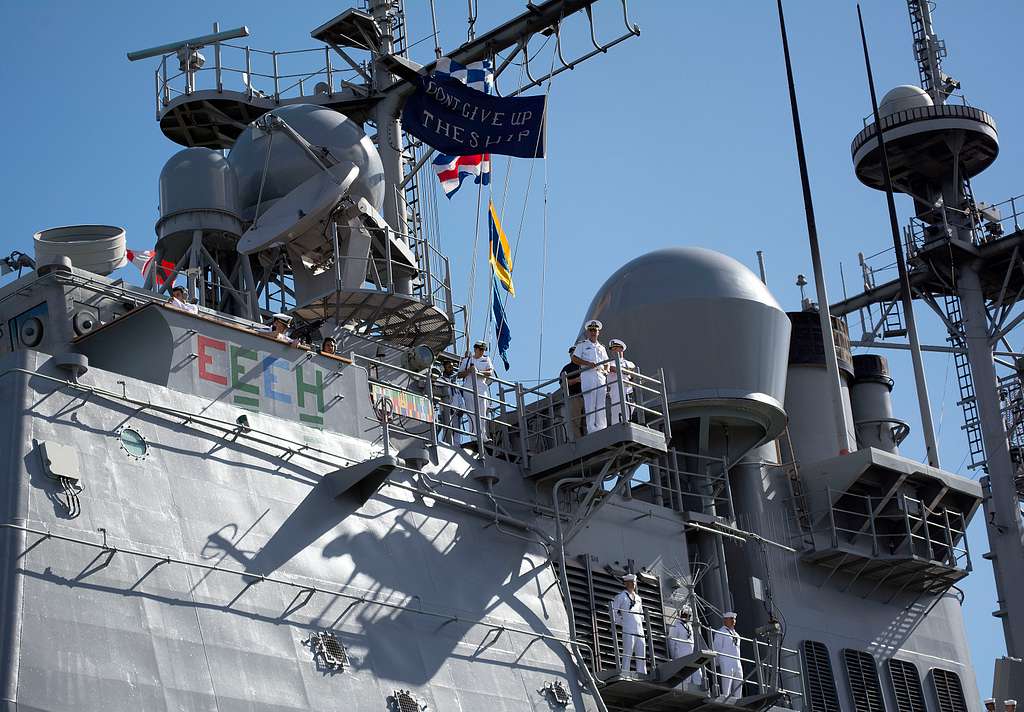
xmin=127 ymin=26 xmax=250 ymax=62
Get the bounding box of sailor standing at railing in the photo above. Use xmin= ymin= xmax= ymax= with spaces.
xmin=713 ymin=612 xmax=743 ymax=701
xmin=668 ymin=606 xmax=703 ymax=687
xmin=572 ymin=320 xmax=609 ymax=433
xmin=458 ymin=341 xmax=494 ymax=438
xmin=606 ymin=338 xmax=635 ymax=423
xmin=611 ymin=573 xmax=647 ymax=675
xmin=436 ymin=359 xmax=464 ymax=444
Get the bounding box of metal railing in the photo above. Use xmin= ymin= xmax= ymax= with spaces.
xmin=607 ymin=611 xmax=803 ymax=705
xmin=352 ymin=352 xmax=672 ymax=468
xmin=506 ymin=354 xmax=672 ymax=456
xmin=631 ymin=450 xmax=734 ymax=520
xmin=154 ymin=41 xmax=367 ymax=117
xmin=813 ymin=489 xmax=970 ymax=570
xmin=906 ymin=191 xmax=1024 ymax=252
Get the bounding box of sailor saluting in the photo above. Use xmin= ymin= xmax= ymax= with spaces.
xmin=458 ymin=341 xmax=494 ymax=437
xmin=572 ymin=320 xmax=609 ymax=433
xmin=611 ymin=573 xmax=648 ymax=675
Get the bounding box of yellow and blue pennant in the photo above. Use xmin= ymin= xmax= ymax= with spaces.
xmin=488 ymin=200 xmax=515 ymax=297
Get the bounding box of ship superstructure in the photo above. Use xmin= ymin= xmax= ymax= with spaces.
xmin=0 ymin=1 xmax=1013 ymax=711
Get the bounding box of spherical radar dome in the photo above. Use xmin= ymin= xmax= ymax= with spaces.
xmin=878 ymin=85 xmax=933 ymax=117
xmin=228 ymin=104 xmax=385 ymax=220
xmin=581 ymin=247 xmax=791 ymax=442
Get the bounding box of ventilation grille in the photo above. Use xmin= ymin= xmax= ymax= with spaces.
xmin=555 ymin=558 xmax=668 ymax=672
xmin=887 ymin=659 xmax=926 ymax=712
xmin=392 ymin=690 xmax=421 ymax=712
xmin=801 ymin=640 xmax=841 ymax=712
xmin=931 ymin=668 xmax=968 ymax=712
xmin=843 ymin=649 xmax=886 ymax=712
xmin=310 ymin=631 xmax=348 ymax=670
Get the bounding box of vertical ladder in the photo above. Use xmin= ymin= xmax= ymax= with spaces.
xmin=906 ymin=0 xmax=947 ymax=101
xmin=944 ymin=294 xmax=987 ymax=469
xmin=881 ymin=299 xmax=907 ymax=338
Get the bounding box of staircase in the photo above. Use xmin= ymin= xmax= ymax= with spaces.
xmin=944 ymin=294 xmax=987 ymax=470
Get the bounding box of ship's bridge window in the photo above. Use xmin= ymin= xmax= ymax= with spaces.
xmin=800 ymin=640 xmax=840 ymax=712
xmin=886 ymin=659 xmax=926 ymax=712
xmin=842 ymin=649 xmax=886 ymax=712
xmin=930 ymin=667 xmax=967 ymax=712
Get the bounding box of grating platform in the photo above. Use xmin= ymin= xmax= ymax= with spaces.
xmin=598 ymin=672 xmax=781 ymax=711
xmin=524 ymin=421 xmax=668 ymax=482
xmin=159 ymin=90 xmax=378 ymax=149
xmin=292 ymin=289 xmax=453 ymax=353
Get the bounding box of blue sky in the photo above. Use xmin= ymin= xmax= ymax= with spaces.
xmin=2 ymin=0 xmax=1022 ymax=699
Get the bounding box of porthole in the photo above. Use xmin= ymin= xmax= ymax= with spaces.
xmin=118 ymin=428 xmax=148 ymax=459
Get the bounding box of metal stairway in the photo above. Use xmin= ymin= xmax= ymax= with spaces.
xmin=944 ymin=294 xmax=987 ymax=469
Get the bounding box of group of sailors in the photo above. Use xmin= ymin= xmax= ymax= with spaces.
xmin=986 ymin=699 xmax=1018 ymax=712
xmin=432 ymin=319 xmax=635 ymax=446
xmin=565 ymin=319 xmax=635 ymax=436
xmin=610 ymin=573 xmax=745 ymax=701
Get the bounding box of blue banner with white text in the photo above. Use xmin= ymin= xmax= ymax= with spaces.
xmin=402 ymin=75 xmax=546 ymax=159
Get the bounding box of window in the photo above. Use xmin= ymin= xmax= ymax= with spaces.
xmin=887 ymin=659 xmax=926 ymax=712
xmin=801 ymin=641 xmax=841 ymax=712
xmin=931 ymin=668 xmax=968 ymax=712
xmin=843 ymin=649 xmax=886 ymax=712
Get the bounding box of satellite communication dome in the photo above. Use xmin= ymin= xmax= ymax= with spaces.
xmin=581 ymin=247 xmax=791 ymax=443
xmin=228 ymin=104 xmax=384 ymax=220
xmin=878 ymin=85 xmax=933 ymax=117
xmin=157 ymin=147 xmax=242 ymax=245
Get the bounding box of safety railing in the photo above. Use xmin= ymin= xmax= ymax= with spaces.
xmin=906 ymin=191 xmax=1024 ymax=252
xmin=606 ymin=611 xmax=803 ymax=705
xmin=627 ymin=450 xmax=734 ymax=520
xmin=506 ymin=354 xmax=672 ymax=457
xmin=814 ymin=488 xmax=971 ymax=570
xmin=353 ymin=352 xmax=527 ymax=464
xmin=154 ymin=41 xmax=368 ymax=117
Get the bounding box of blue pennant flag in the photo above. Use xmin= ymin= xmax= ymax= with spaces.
xmin=491 ymin=277 xmax=512 ymax=370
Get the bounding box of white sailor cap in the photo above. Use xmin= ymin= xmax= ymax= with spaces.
xmin=271 ymin=313 xmax=292 ymax=324
xmin=679 ymin=606 xmax=692 ymax=616
xmin=609 ymin=338 xmax=627 ymax=350
xmin=473 ymin=340 xmax=488 ymax=350
xmin=724 ymin=611 xmax=738 ymax=619
xmin=622 ymin=573 xmax=637 ymax=582
xmin=1006 ymin=701 xmax=1018 ymax=706
xmin=585 ymin=319 xmax=603 ymax=330
xmin=984 ymin=699 xmax=995 ymax=704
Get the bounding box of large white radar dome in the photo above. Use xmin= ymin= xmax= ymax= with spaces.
xmin=228 ymin=104 xmax=385 ymax=220
xmin=581 ymin=247 xmax=791 ymax=443
xmin=878 ymin=85 xmax=933 ymax=117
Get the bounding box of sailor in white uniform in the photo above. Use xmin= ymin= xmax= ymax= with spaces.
xmin=610 ymin=573 xmax=647 ymax=675
xmin=1006 ymin=700 xmax=1018 ymax=712
xmin=713 ymin=611 xmax=743 ymax=701
xmin=458 ymin=341 xmax=494 ymax=437
xmin=983 ymin=699 xmax=996 ymax=712
xmin=572 ymin=320 xmax=609 ymax=433
xmin=667 ymin=606 xmax=703 ymax=687
xmin=606 ymin=338 xmax=635 ymax=423
xmin=168 ymin=285 xmax=199 ymax=314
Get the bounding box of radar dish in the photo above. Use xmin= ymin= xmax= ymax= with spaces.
xmin=236 ymin=166 xmax=359 ymax=255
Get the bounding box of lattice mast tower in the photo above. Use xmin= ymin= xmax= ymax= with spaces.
xmin=847 ymin=0 xmax=1024 ymax=658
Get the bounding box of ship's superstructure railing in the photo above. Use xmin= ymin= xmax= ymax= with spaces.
xmin=505 ymin=355 xmax=672 ymax=454
xmin=812 ymin=489 xmax=971 ymax=571
xmin=350 ymin=353 xmax=672 ymax=467
xmin=153 ymin=41 xmax=367 ymax=118
xmin=631 ymin=450 xmax=735 ymax=520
